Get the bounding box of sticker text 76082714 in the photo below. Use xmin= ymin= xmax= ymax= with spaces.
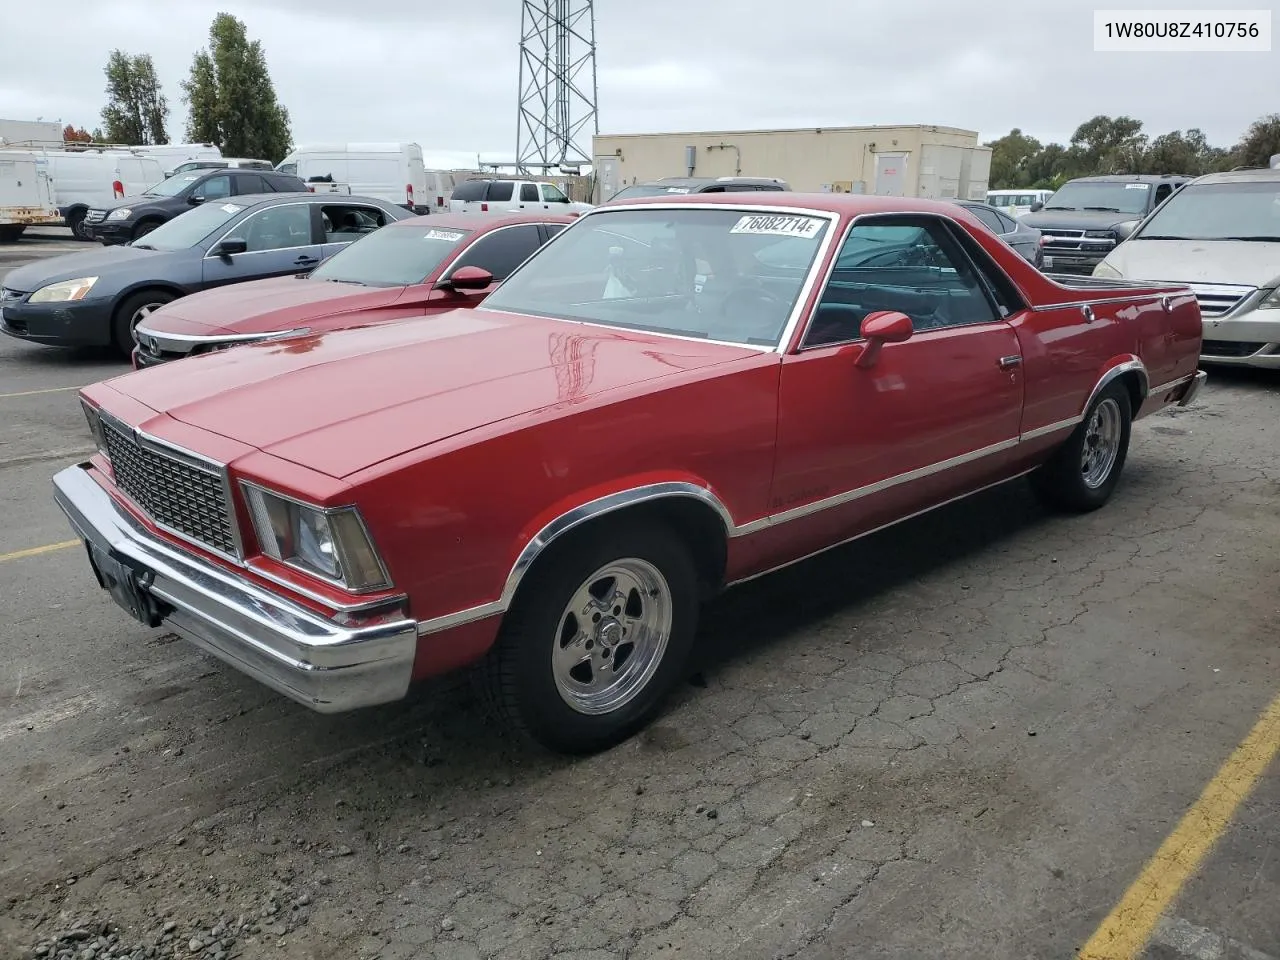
xmin=729 ymin=214 xmax=825 ymax=239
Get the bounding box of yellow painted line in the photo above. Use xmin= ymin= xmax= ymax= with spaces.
xmin=0 ymin=539 xmax=79 ymax=563
xmin=0 ymin=385 xmax=83 ymax=399
xmin=1079 ymin=690 xmax=1280 ymax=959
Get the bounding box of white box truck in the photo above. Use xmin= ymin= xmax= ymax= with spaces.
xmin=0 ymin=150 xmax=61 ymax=241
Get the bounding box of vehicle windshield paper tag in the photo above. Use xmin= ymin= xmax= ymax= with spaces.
xmin=424 ymin=229 xmax=465 ymax=242
xmin=730 ymin=214 xmax=824 ymax=238
xmin=1125 ymin=183 xmax=1150 ymax=189
xmin=664 ymin=187 xmax=691 ymax=194
xmin=220 ymin=203 xmax=242 ymax=213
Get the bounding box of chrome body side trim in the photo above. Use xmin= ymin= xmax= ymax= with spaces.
xmin=53 ymin=464 xmax=417 ymax=713
xmin=1019 ymin=417 xmax=1079 ymax=442
xmin=1083 ymin=359 xmax=1149 ymax=416
xmin=1148 ymin=372 xmax=1195 ymax=398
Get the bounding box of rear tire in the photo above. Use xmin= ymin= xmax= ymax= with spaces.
xmin=112 ymin=290 xmax=176 ymax=359
xmin=477 ymin=520 xmax=700 ymax=754
xmin=131 ymin=219 xmax=162 ymax=242
xmin=1029 ymin=381 xmax=1132 ymax=512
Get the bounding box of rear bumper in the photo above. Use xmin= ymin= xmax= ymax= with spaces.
xmin=1178 ymin=370 xmax=1207 ymax=406
xmin=52 ymin=463 xmax=418 ymax=713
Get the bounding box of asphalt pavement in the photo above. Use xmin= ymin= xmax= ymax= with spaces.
xmin=0 ymin=234 xmax=1276 ymax=960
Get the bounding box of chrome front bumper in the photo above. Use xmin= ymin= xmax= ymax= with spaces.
xmin=52 ymin=463 xmax=418 ymax=713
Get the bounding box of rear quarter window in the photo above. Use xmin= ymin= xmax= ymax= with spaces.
xmin=451 ymin=180 xmax=488 ymax=202
xmin=486 ymin=181 xmax=515 ymax=202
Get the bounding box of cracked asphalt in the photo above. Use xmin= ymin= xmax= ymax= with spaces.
xmin=2 ymin=236 xmax=1277 ymax=959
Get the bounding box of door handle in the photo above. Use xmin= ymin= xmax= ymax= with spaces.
xmin=998 ymin=355 xmax=1022 ymax=370
xmin=294 ymin=255 xmax=318 ymax=266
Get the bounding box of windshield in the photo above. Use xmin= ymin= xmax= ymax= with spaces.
xmin=142 ymin=173 xmax=204 ymax=197
xmin=479 ymin=207 xmax=832 ymax=347
xmin=309 ymin=223 xmax=474 ymax=286
xmin=609 ymin=184 xmax=699 ymax=201
xmin=1133 ymin=179 xmax=1280 ymax=241
xmin=1043 ymin=181 xmax=1152 ymax=214
xmin=129 ymin=201 xmax=250 ymax=251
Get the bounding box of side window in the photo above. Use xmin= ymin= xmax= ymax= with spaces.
xmin=450 ymin=224 xmax=543 ymax=280
xmin=234 ymin=173 xmax=269 ymax=194
xmin=540 ymin=183 xmax=569 ymax=203
xmin=724 ymin=183 xmax=758 ymax=191
xmin=968 ymin=205 xmax=1006 ymax=235
xmin=1153 ymin=183 xmax=1173 ymax=206
xmin=995 ymin=211 xmax=1019 ymax=233
xmin=451 ymin=180 xmax=487 ymax=202
xmin=278 ymin=163 xmax=297 ymax=176
xmin=486 ymin=181 xmax=514 ymax=202
xmin=225 ymin=204 xmax=314 ymax=252
xmin=197 ymin=175 xmax=231 ymax=200
xmin=803 ymin=216 xmax=1000 ymax=348
xmin=520 ymin=183 xmax=539 ymax=202
xmin=543 ymin=223 xmax=567 ymax=239
xmin=321 ymin=204 xmax=388 ymax=242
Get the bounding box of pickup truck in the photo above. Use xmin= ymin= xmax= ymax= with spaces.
xmin=54 ymin=193 xmax=1205 ymax=755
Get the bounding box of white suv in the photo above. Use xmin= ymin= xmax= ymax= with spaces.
xmin=449 ymin=178 xmax=592 ymax=215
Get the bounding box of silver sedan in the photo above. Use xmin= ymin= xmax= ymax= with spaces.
xmin=952 ymin=200 xmax=1045 ymax=269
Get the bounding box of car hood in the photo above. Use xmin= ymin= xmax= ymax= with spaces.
xmin=1022 ymin=209 xmax=1139 ymax=231
xmin=105 ymin=308 xmax=759 ymax=479
xmin=2 ymin=244 xmax=165 ymax=292
xmin=139 ymin=275 xmax=409 ymax=336
xmin=1103 ymin=239 xmax=1280 ymax=287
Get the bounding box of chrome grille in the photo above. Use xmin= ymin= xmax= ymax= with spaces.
xmin=101 ymin=419 xmax=238 ymax=557
xmin=1186 ymin=282 xmax=1255 ymax=318
xmin=85 ymin=209 xmax=107 ymax=224
xmin=1040 ymin=228 xmax=1114 ymax=251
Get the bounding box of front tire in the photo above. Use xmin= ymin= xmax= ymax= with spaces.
xmin=112 ymin=290 xmax=175 ymax=358
xmin=67 ymin=209 xmax=92 ymax=241
xmin=478 ymin=521 xmax=700 ymax=754
xmin=1030 ymin=381 xmax=1132 ymax=512
xmin=131 ymin=219 xmax=162 ymax=242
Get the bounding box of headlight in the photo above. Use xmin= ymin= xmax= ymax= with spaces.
xmin=81 ymin=399 xmax=109 ymax=456
xmin=1257 ymin=288 xmax=1280 ymax=310
xmin=1092 ymin=261 xmax=1123 ymax=279
xmin=106 ymin=208 xmax=133 ymax=221
xmin=241 ymin=483 xmax=391 ymax=592
xmin=29 ymin=276 xmax=98 ymax=303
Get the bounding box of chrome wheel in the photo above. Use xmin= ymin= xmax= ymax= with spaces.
xmin=552 ymin=558 xmax=672 ymax=716
xmin=1081 ymin=397 xmax=1122 ymax=489
xmin=130 ymin=302 xmax=165 ymax=337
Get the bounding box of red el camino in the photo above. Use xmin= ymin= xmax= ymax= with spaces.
xmin=130 ymin=213 xmax=574 ymax=367
xmin=55 ymin=194 xmax=1206 ymax=754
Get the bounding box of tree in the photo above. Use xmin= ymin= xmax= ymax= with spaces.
xmin=181 ymin=13 xmax=293 ymax=163
xmin=62 ymin=124 xmax=94 ymax=143
xmin=984 ymin=129 xmax=1044 ymax=188
xmin=100 ymin=50 xmax=170 ymax=145
xmin=1232 ymin=113 xmax=1280 ymax=169
xmin=1069 ymin=115 xmax=1147 ymax=174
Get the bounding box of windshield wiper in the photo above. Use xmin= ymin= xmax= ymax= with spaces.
xmin=1222 ymin=236 xmax=1280 ymax=242
xmin=132 ymin=243 xmax=156 ymax=250
xmin=1045 ymin=205 xmax=1075 ymax=210
xmin=1083 ymin=206 xmax=1122 ymax=212
xmin=324 ymin=277 xmax=367 ymax=285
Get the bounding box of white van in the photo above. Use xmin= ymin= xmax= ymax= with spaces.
xmin=0 ymin=150 xmax=60 ymax=241
xmin=986 ymin=188 xmax=1054 ymax=218
xmin=276 ymin=143 xmax=429 ymax=213
xmin=170 ymin=157 xmax=274 ymax=176
xmin=424 ymin=170 xmax=466 ymax=211
xmin=130 ymin=143 xmax=222 ymax=177
xmin=37 ymin=149 xmax=165 ymax=239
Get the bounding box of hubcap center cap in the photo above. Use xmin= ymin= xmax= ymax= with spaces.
xmin=597 ymin=619 xmax=623 ymax=648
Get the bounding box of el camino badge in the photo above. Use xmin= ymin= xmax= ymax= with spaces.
xmin=730 ymin=214 xmax=824 ymax=238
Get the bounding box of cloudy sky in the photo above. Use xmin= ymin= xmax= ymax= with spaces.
xmin=2 ymin=0 xmax=1274 ymax=167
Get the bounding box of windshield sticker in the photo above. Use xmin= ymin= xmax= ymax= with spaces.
xmin=1125 ymin=183 xmax=1150 ymax=189
xmin=663 ymin=187 xmax=691 ymax=194
xmin=730 ymin=214 xmax=824 ymax=239
xmin=220 ymin=203 xmax=243 ymax=214
xmin=424 ymin=229 xmax=466 ymax=242
xmin=182 ymin=175 xmax=198 ymax=181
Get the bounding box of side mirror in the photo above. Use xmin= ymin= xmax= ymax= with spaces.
xmin=439 ymin=265 xmax=494 ymax=291
xmin=1030 ymin=201 xmax=1044 ymax=213
xmin=215 ymin=238 xmax=247 ymax=258
xmin=1113 ymin=220 xmax=1139 ymax=241
xmin=854 ymin=310 xmax=913 ymax=368
xmin=189 ymin=194 xmax=206 ymax=205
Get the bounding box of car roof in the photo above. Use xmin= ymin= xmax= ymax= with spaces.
xmin=382 ymin=212 xmax=576 ymax=231
xmin=593 ymin=191 xmax=994 ymax=218
xmin=1188 ymin=167 xmax=1280 ymax=185
xmin=1068 ymin=173 xmax=1192 ymax=183
xmin=228 ymin=192 xmax=394 ymax=208
xmin=647 ymin=176 xmax=786 ymax=188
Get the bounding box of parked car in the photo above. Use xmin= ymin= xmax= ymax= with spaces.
xmin=1021 ymin=174 xmax=1193 ymax=274
xmin=1093 ymin=167 xmax=1280 ymax=368
xmin=130 ymin=143 xmax=222 ymax=177
xmin=54 ymin=193 xmax=1204 ymax=755
xmin=35 ymin=149 xmax=165 ymax=240
xmin=607 ymin=176 xmax=791 ymax=201
xmin=449 ymin=178 xmax=593 ymax=215
xmin=83 ymin=168 xmax=310 ymax=245
xmin=951 ymin=199 xmax=1045 ymax=267
xmin=131 ymin=213 xmax=573 ymax=367
xmin=1 ymin=193 xmax=409 ymax=356
xmin=170 ymin=158 xmax=275 ymax=176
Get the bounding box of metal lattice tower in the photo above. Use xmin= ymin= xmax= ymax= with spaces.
xmin=514 ymin=0 xmax=599 ymax=173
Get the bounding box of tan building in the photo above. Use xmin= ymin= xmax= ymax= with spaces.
xmin=591 ymin=124 xmax=992 ymax=203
